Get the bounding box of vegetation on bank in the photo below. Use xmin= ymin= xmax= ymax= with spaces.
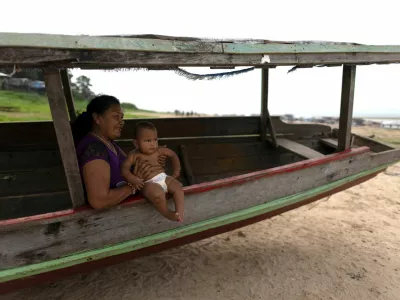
xmin=0 ymin=90 xmax=156 ymax=122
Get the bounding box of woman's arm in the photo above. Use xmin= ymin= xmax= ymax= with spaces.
xmin=82 ymin=159 xmax=133 ymax=210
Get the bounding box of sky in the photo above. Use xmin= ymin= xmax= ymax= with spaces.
xmin=2 ymin=0 xmax=400 ymax=118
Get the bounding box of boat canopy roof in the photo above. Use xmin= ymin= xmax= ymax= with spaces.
xmin=1 ymin=32 xmax=400 ymax=69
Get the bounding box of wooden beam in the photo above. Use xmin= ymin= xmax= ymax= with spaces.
xmin=0 ymin=192 xmax=71 ymax=220
xmin=260 ymin=69 xmax=268 ymax=142
xmin=0 ymin=117 xmax=332 ymax=148
xmin=320 ymin=138 xmax=339 ymax=149
xmin=43 ymin=69 xmax=85 ymax=208
xmin=260 ymin=68 xmax=278 ymax=147
xmin=179 ymin=145 xmax=196 ymax=185
xmin=60 ymin=69 xmax=76 ymax=121
xmin=2 ymin=32 xmax=400 ymax=54
xmin=337 ymin=65 xmax=356 ymax=152
xmin=3 ymin=48 xmax=400 ymax=68
xmin=276 ymin=138 xmax=324 ymax=159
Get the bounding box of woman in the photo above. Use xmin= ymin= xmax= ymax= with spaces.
xmin=72 ymin=95 xmax=165 ymax=210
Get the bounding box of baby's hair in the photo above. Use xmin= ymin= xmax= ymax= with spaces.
xmin=133 ymin=121 xmax=157 ymax=139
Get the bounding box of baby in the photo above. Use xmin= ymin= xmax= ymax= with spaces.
xmin=121 ymin=121 xmax=184 ymax=222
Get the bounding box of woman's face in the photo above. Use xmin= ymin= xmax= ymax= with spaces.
xmin=93 ymin=104 xmax=125 ymax=140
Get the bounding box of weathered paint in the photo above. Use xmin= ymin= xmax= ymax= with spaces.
xmin=1 ymin=32 xmax=400 ymax=54
xmin=0 ymin=32 xmax=223 ymax=53
xmin=0 ymin=163 xmax=390 ymax=284
xmin=222 ymin=43 xmax=400 ymax=54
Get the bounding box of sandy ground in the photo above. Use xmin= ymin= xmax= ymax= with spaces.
xmin=2 ymin=162 xmax=399 ymax=300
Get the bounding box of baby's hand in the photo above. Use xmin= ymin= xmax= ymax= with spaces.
xmin=129 ymin=176 xmax=144 ymax=191
xmin=157 ymin=145 xmax=168 ymax=167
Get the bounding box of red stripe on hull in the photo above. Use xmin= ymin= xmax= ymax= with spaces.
xmin=0 ymin=170 xmax=379 ymax=295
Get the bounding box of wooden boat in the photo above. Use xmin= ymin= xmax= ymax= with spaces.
xmin=0 ymin=32 xmax=399 ymax=295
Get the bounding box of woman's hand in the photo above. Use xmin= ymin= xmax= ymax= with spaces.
xmin=133 ymin=157 xmax=153 ymax=180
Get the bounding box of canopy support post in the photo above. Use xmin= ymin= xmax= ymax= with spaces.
xmin=260 ymin=68 xmax=278 ymax=147
xmin=337 ymin=65 xmax=356 ymax=152
xmin=60 ymin=69 xmax=77 ymax=121
xmin=43 ymin=69 xmax=85 ymax=208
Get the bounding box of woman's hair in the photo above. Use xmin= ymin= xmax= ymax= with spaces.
xmin=71 ymin=95 xmax=120 ymax=144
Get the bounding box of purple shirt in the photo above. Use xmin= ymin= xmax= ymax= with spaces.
xmin=75 ymin=134 xmax=128 ymax=189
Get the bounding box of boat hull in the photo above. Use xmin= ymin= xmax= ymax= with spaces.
xmin=0 ymin=164 xmax=388 ymax=295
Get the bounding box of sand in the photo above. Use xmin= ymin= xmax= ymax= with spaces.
xmin=2 ymin=163 xmax=400 ymax=300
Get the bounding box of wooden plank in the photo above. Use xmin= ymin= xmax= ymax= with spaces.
xmin=181 ymin=140 xmax=277 ymax=160
xmin=0 ymin=166 xmax=67 ymax=197
xmin=352 ymin=133 xmax=393 ymax=153
xmin=0 ymin=138 xmax=290 ymax=181
xmin=0 ymin=117 xmax=331 ymax=147
xmin=0 ymin=48 xmax=262 ymax=67
xmin=331 ymin=128 xmax=394 ymax=153
xmin=2 ymin=32 xmax=400 ymax=54
xmin=320 ymin=138 xmax=339 ymax=149
xmin=190 ymin=152 xmax=298 ymax=176
xmin=43 ymin=69 xmax=85 ymax=208
xmin=0 ymin=192 xmax=71 ymax=220
xmin=222 ymin=43 xmax=400 ymax=54
xmin=0 ymin=137 xmax=290 ymax=170
xmin=276 ymin=138 xmax=324 ymax=159
xmin=287 ymin=137 xmax=330 ymax=154
xmin=0 ymin=32 xmax=223 ymax=53
xmin=60 ymin=69 xmax=76 ymax=121
xmin=0 ymin=149 xmax=62 ymax=170
xmin=179 ymin=145 xmax=195 ymax=185
xmin=195 ymin=154 xmax=302 ymax=183
xmin=0 ymin=137 xmax=267 ymax=171
xmin=3 ymin=48 xmax=400 ymax=68
xmin=1 ymin=148 xmax=383 ymax=269
xmin=338 ymin=65 xmax=356 ymax=152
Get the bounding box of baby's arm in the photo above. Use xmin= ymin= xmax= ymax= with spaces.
xmin=159 ymin=147 xmax=181 ymax=178
xmin=121 ymin=152 xmax=144 ymax=190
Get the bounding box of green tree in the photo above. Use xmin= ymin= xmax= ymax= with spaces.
xmin=75 ymin=75 xmax=95 ymax=100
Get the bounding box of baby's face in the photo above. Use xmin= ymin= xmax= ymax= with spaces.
xmin=135 ymin=128 xmax=159 ymax=155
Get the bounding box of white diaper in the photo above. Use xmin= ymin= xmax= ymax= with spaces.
xmin=145 ymin=172 xmax=168 ymax=192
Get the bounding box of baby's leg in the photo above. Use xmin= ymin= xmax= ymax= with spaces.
xmin=166 ymin=176 xmax=184 ymax=221
xmin=141 ymin=182 xmax=179 ymax=222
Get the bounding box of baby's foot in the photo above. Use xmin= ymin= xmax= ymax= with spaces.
xmin=175 ymin=212 xmax=183 ymax=222
xmin=164 ymin=210 xmax=181 ymax=222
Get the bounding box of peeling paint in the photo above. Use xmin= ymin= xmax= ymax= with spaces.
xmin=261 ymin=55 xmax=270 ymax=64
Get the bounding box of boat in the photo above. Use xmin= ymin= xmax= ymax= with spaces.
xmin=0 ymin=32 xmax=399 ymax=295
